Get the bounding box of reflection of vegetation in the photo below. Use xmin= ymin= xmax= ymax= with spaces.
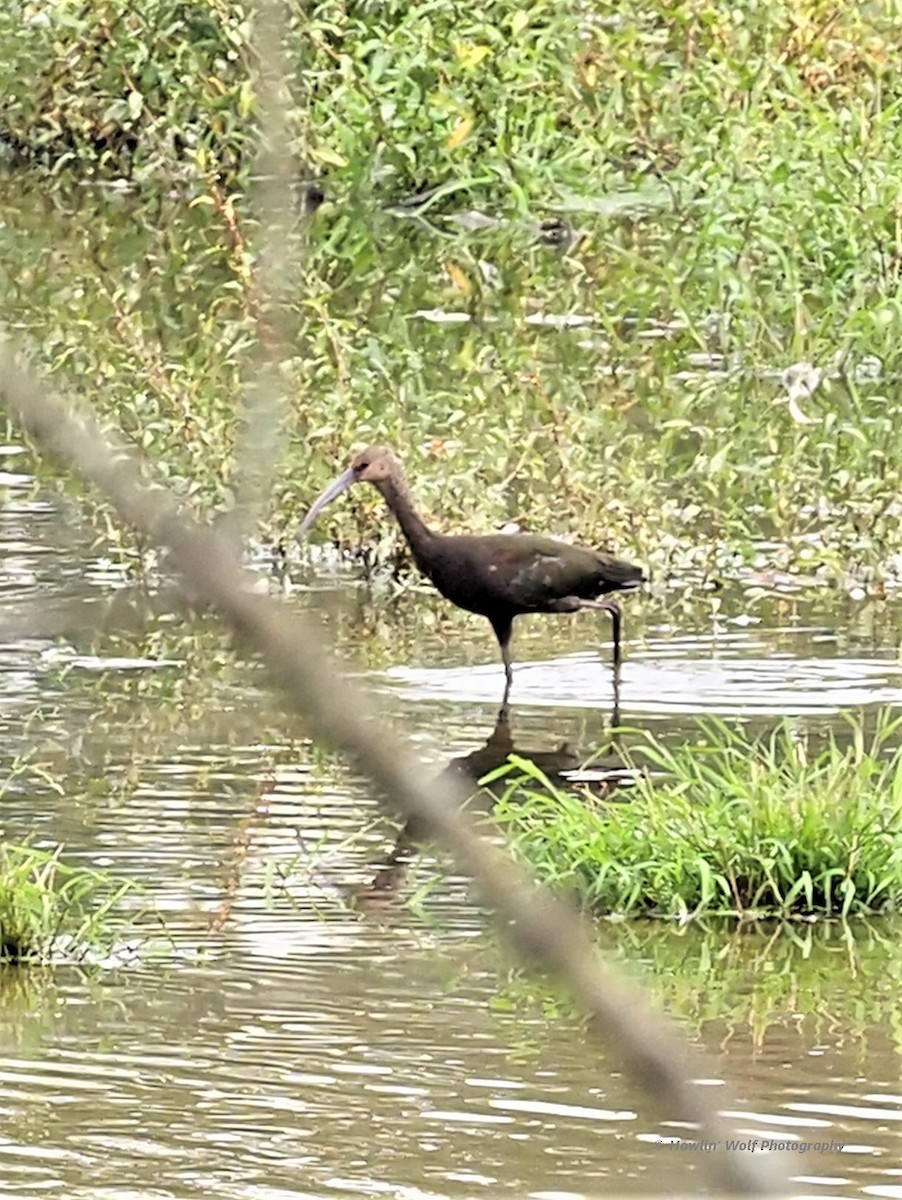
xmin=2 ymin=5 xmax=902 ymax=578
xmin=603 ymin=919 xmax=902 ymax=1048
xmin=0 ymin=842 xmax=138 ymax=964
xmin=0 ymin=965 xmax=59 ymax=1038
xmin=20 ymin=604 xmax=310 ymax=796
xmin=500 ymin=918 xmax=902 ymax=1051
xmin=494 ymin=714 xmax=902 ymax=918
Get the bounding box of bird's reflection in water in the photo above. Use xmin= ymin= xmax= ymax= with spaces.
xmin=353 ymin=702 xmax=638 ymax=913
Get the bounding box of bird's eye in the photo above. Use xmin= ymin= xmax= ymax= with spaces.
xmin=354 ymin=461 xmax=368 ymax=474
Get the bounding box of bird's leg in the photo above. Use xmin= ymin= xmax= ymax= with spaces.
xmin=580 ymin=597 xmax=623 ymax=669
xmin=602 ymin=598 xmax=623 ymax=724
xmin=603 ymin=597 xmax=622 ymax=669
xmin=578 ymin=596 xmax=624 ymax=720
xmin=491 ymin=617 xmax=515 ymax=718
xmin=500 ymin=639 xmax=513 ymax=718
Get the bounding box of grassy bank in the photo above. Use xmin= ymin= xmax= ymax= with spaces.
xmin=493 ymin=714 xmax=902 ymax=919
xmin=1 ymin=2 xmax=902 ymax=580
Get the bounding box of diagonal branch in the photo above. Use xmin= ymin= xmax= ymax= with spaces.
xmin=225 ymin=0 xmax=302 ymax=544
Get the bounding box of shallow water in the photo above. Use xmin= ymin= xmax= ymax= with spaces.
xmin=0 ymin=457 xmax=901 ymax=1199
xmin=2 ymin=926 xmax=902 ymax=1200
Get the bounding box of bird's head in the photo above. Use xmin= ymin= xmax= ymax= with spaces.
xmin=349 ymin=445 xmax=398 ymax=485
xmin=297 ymin=445 xmax=400 ymax=542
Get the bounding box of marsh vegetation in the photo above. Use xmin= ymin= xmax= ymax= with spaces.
xmin=2 ymin=1 xmax=901 ymax=583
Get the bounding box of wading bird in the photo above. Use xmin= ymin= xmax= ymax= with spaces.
xmin=297 ymin=446 xmax=645 ymax=705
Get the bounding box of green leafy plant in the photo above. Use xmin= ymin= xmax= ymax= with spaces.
xmin=0 ymin=0 xmax=253 ymax=180
xmin=0 ymin=842 xmax=139 ymax=964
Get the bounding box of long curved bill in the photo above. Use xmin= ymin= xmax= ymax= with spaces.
xmin=296 ymin=467 xmax=356 ymax=542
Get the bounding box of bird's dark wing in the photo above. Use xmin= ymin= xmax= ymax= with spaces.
xmin=506 ymin=544 xmax=594 ymax=606
xmin=481 ymin=536 xmax=631 ymax=608
xmin=426 ymin=533 xmax=644 ymax=617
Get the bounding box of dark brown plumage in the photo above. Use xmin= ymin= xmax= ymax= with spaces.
xmin=298 ymin=446 xmax=646 ymax=703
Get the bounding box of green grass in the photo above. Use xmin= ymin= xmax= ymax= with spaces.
xmin=0 ymin=842 xmax=138 ymax=965
xmin=492 ymin=713 xmax=902 ymax=919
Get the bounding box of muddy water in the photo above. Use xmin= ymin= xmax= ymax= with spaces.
xmin=1 ymin=470 xmax=902 ymax=1199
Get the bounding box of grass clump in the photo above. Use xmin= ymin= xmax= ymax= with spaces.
xmin=0 ymin=842 xmax=138 ymax=965
xmin=492 ymin=714 xmax=902 ymax=920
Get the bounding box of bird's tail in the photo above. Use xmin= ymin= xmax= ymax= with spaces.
xmin=600 ymin=554 xmax=647 ymax=589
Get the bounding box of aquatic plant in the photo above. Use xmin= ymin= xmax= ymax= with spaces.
xmin=492 ymin=712 xmax=902 ymax=919
xmin=0 ymin=842 xmax=138 ymax=965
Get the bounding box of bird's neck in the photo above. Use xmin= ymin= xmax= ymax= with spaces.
xmin=378 ymin=476 xmax=436 ymax=563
